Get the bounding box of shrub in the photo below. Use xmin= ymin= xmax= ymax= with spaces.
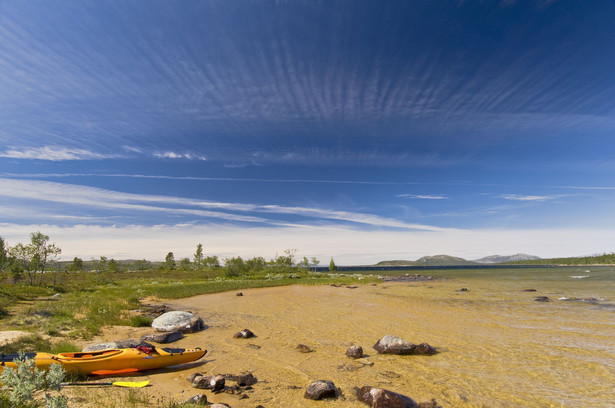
xmin=0 ymin=352 xmax=66 ymax=408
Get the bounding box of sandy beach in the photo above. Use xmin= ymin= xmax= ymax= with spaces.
xmin=58 ymin=272 xmax=615 ymax=407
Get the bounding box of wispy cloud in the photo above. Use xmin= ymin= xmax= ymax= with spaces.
xmin=0 ymin=146 xmax=114 ymax=161
xmin=499 ymin=194 xmax=557 ymax=202
xmin=153 ymin=151 xmax=207 ymax=161
xmin=397 ymin=194 xmax=449 ymax=200
xmin=0 ymin=178 xmax=450 ymax=231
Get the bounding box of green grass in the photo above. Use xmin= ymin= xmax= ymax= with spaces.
xmin=0 ymin=268 xmax=378 ymax=343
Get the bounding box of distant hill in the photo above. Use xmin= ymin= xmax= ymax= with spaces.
xmin=474 ymin=253 xmax=541 ymax=264
xmin=375 ymin=260 xmax=419 ymax=266
xmin=415 ymin=254 xmax=477 ymax=266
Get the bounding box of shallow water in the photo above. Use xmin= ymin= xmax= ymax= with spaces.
xmin=155 ymin=267 xmax=615 ymax=407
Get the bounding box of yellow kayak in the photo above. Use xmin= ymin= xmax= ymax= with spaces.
xmin=0 ymin=346 xmax=206 ymax=375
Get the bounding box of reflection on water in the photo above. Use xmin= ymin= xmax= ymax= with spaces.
xmin=167 ymin=267 xmax=615 ymax=407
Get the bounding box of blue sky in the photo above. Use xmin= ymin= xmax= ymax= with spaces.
xmin=1 ymin=0 xmax=614 ymax=264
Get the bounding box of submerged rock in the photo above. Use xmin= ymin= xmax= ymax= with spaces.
xmin=233 ymin=328 xmax=255 ymax=339
xmin=356 ymin=386 xmax=418 ymax=408
xmin=373 ymin=335 xmax=436 ymax=355
xmin=304 ymin=380 xmax=338 ymax=400
xmin=152 ymin=311 xmax=205 ymax=333
xmin=346 ymin=345 xmax=364 ymax=359
xmin=296 ymin=344 xmax=314 ymax=353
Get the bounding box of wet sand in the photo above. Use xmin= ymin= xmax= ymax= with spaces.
xmin=66 ymin=275 xmax=615 ymax=407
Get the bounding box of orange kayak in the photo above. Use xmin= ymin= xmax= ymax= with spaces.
xmin=0 ymin=346 xmax=206 ymax=375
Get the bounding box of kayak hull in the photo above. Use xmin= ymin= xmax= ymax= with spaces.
xmin=1 ymin=347 xmax=206 ymax=375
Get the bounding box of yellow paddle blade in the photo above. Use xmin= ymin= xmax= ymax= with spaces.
xmin=112 ymin=380 xmax=150 ymax=388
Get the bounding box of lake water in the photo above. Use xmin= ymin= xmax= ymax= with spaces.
xmin=154 ymin=267 xmax=615 ymax=407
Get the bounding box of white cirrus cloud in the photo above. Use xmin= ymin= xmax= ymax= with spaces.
xmin=499 ymin=194 xmax=555 ymax=202
xmin=153 ymin=151 xmax=207 ymax=160
xmin=0 ymin=146 xmax=114 ymax=161
xmin=397 ymin=194 xmax=449 ymax=200
xmin=0 ymin=177 xmax=452 ymax=231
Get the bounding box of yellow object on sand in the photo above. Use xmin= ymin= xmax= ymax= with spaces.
xmin=61 ymin=380 xmax=150 ymax=387
xmin=0 ymin=346 xmax=206 ymax=375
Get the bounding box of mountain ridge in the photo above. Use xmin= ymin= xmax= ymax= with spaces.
xmin=376 ymin=253 xmax=541 ymax=266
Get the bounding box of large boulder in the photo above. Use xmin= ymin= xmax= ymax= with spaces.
xmin=152 ymin=311 xmax=205 ymax=333
xmin=356 ymin=386 xmax=418 ymax=408
xmin=373 ymin=335 xmax=436 ymax=355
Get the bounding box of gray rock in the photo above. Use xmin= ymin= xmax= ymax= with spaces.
xmin=304 ymin=380 xmax=338 ymax=400
xmin=346 ymin=345 xmax=364 ymax=358
xmin=152 ymin=311 xmax=205 ymax=333
xmin=210 ymin=404 xmax=230 ymax=408
xmin=193 ymin=375 xmax=225 ymax=391
xmin=140 ymin=331 xmax=184 ymax=344
xmin=82 ymin=342 xmax=117 ymax=352
xmin=356 ymin=386 xmax=418 ymax=408
xmin=373 ymin=335 xmax=436 ymax=355
xmin=186 ymin=372 xmax=203 ymax=383
xmin=115 ymin=339 xmax=141 ymax=348
xmin=185 ymin=394 xmax=208 ymax=405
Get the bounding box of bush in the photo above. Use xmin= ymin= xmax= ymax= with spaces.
xmin=0 ymin=352 xmax=67 ymax=408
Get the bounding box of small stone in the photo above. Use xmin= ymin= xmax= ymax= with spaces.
xmin=346 ymin=345 xmax=364 ymax=359
xmin=236 ymin=292 xmax=243 ymax=296
xmin=296 ymin=344 xmax=314 ymax=353
xmin=186 ymin=372 xmax=203 ymax=383
xmin=185 ymin=394 xmax=208 ymax=405
xmin=233 ymin=329 xmax=255 ymax=339
xmin=534 ymin=296 xmax=550 ymax=302
xmin=236 ymin=373 xmax=257 ymax=386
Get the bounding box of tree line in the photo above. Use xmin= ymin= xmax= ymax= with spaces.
xmin=0 ymin=232 xmax=338 ymax=285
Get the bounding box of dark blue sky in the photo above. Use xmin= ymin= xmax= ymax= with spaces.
xmin=1 ymin=0 xmax=614 ymax=264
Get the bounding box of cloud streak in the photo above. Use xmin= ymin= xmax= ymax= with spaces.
xmin=0 ymin=178 xmax=449 ymax=231
xmin=0 ymin=146 xmax=114 ymax=161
